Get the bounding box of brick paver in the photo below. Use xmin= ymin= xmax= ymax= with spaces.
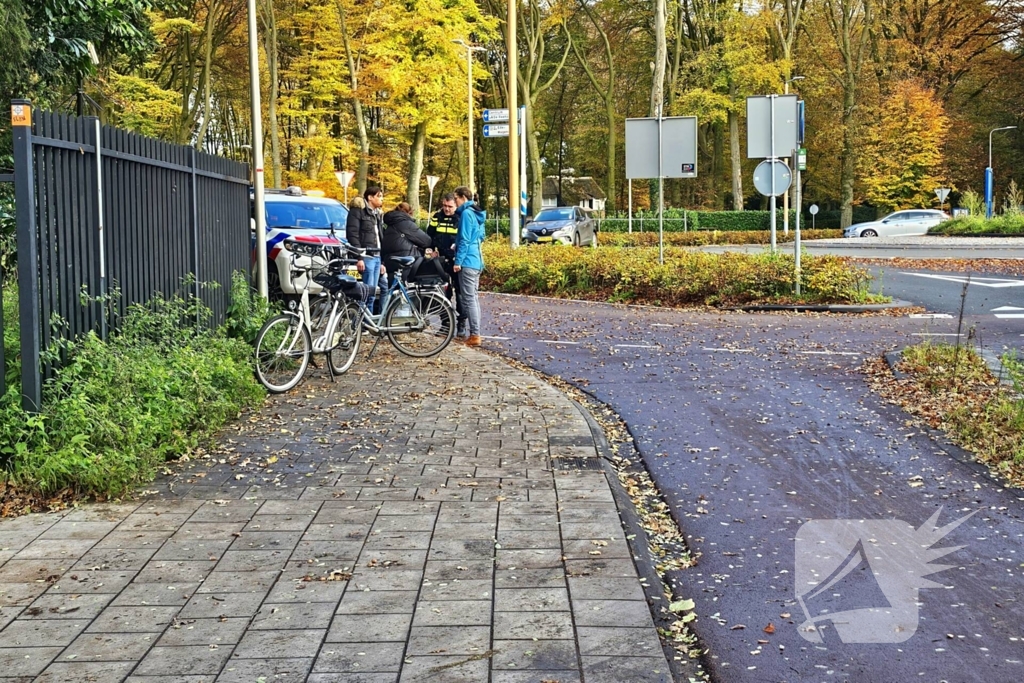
xmin=0 ymin=346 xmax=673 ymax=682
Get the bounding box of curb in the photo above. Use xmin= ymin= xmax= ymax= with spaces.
xmin=731 ymin=298 xmax=914 ymax=313
xmin=571 ymin=396 xmax=692 ymax=683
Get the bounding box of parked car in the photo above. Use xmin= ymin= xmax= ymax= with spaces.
xmin=522 ymin=206 xmax=598 ymax=246
xmin=254 ymin=187 xmax=350 ymax=298
xmin=843 ymin=209 xmax=949 ymax=238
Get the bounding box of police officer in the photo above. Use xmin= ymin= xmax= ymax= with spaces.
xmin=426 ymin=193 xmax=467 ymax=338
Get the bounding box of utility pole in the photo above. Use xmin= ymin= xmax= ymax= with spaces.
xmin=247 ymin=0 xmax=268 ymax=298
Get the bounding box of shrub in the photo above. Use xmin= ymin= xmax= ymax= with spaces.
xmin=597 ymin=229 xmax=842 ymax=248
xmin=481 ymin=244 xmax=878 ymax=307
xmin=0 ymin=285 xmax=265 ymax=500
xmin=597 ymin=210 xmax=798 ymax=233
xmin=929 ymin=214 xmax=1024 ymax=235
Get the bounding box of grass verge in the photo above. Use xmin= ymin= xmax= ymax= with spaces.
xmin=929 ymin=214 xmax=1024 ymax=236
xmin=868 ymin=341 xmax=1024 ymax=487
xmin=482 ymin=244 xmax=886 ymax=306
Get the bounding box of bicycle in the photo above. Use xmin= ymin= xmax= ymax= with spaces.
xmin=353 ymin=249 xmax=455 ymax=358
xmin=254 ymin=244 xmax=366 ymax=393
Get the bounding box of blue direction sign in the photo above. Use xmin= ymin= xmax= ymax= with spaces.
xmin=483 ymin=109 xmax=509 ymax=123
xmin=482 ymin=123 xmax=510 ymax=138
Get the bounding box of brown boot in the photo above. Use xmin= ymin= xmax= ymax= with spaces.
xmin=465 ymin=334 xmax=482 ymax=347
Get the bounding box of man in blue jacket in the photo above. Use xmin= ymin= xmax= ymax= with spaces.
xmin=452 ymin=186 xmax=486 ymax=347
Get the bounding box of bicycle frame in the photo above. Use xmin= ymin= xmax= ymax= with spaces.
xmin=357 ymin=275 xmax=434 ymax=335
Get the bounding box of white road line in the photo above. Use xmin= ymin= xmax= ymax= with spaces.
xmin=615 ymin=344 xmax=659 ymax=349
xmin=799 ymin=350 xmax=861 ymax=356
xmin=538 ymin=339 xmax=580 ymax=345
xmin=901 ymin=272 xmax=1024 ymax=288
xmin=992 ymin=306 xmax=1024 ymax=312
xmin=481 ymin=336 xmax=511 ymax=341
xmin=909 ymin=313 xmax=953 ymax=319
xmin=702 ymin=347 xmax=754 ymax=353
xmin=995 ymin=314 xmax=1024 ymax=319
xmin=911 ymin=333 xmax=963 ymax=336
xmin=650 ymin=323 xmax=676 ymax=328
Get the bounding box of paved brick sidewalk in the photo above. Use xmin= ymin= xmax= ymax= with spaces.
xmin=0 ymin=345 xmax=673 ymax=682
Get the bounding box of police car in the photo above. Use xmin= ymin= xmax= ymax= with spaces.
xmin=254 ymin=187 xmax=350 ymax=298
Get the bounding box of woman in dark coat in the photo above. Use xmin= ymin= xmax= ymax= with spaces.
xmin=382 ymin=202 xmax=432 ymax=286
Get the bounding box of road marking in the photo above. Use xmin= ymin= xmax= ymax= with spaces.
xmin=482 ymin=336 xmax=511 ymax=341
xmin=902 ymin=272 xmax=1024 ymax=288
xmin=702 ymin=347 xmax=754 ymax=353
xmin=615 ymin=344 xmax=659 ymax=349
xmin=992 ymin=306 xmax=1024 ymax=312
xmin=539 ymin=339 xmax=580 ymax=345
xmin=911 ymin=333 xmax=963 ymax=336
xmin=650 ymin=323 xmax=676 ymax=328
xmin=909 ymin=313 xmax=953 ymax=319
xmin=995 ymin=314 xmax=1024 ymax=319
xmin=799 ymin=350 xmax=861 ymax=356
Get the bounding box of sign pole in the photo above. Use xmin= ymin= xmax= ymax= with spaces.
xmin=520 ymin=106 xmax=527 ymax=219
xmin=658 ymin=106 xmax=664 ymax=264
xmin=247 ymin=0 xmax=268 ymax=298
xmin=769 ymin=94 xmax=777 ymax=254
xmin=628 ymin=179 xmax=632 ymax=233
xmin=426 ymin=174 xmax=440 ymax=219
xmin=794 ymin=149 xmax=801 ymax=296
xmin=507 ymin=3 xmax=520 ymax=248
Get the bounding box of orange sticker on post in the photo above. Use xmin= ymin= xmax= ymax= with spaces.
xmin=11 ymin=104 xmax=30 ymax=127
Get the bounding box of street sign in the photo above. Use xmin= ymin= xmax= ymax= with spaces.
xmin=753 ymin=159 xmax=792 ymax=197
xmin=935 ymin=187 xmax=950 ymax=203
xmin=483 ymin=123 xmax=509 ymax=138
xmin=426 ymin=175 xmax=440 ymax=191
xmin=746 ymin=95 xmax=799 ymax=159
xmin=482 ymin=108 xmax=521 ymax=123
xmin=808 ymin=204 xmax=819 ymax=215
xmin=797 ymin=147 xmax=807 ymax=171
xmin=624 ymin=116 xmax=698 ymax=179
xmin=334 ymin=170 xmax=354 ymax=188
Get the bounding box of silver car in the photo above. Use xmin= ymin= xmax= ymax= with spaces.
xmin=522 ymin=206 xmax=598 ymax=246
xmin=844 ymin=209 xmax=949 ymax=237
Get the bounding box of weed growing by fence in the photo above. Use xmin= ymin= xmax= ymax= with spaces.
xmin=481 ymin=244 xmax=880 ymax=306
xmin=0 ymin=286 xmax=265 ymax=503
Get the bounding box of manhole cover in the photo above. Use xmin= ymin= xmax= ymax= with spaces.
xmin=551 ymin=457 xmax=604 ymax=471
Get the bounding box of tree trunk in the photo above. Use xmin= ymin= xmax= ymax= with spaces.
xmin=406 ymin=122 xmax=427 ymax=217
xmin=729 ymin=109 xmax=743 ymax=210
xmin=259 ymin=0 xmax=282 ymax=188
xmin=604 ymin=95 xmax=616 ymax=213
xmin=454 ymin=139 xmax=466 ymax=186
xmin=336 ymin=0 xmax=369 ymax=191
xmin=525 ymin=103 xmax=543 ymax=215
xmin=840 ymin=78 xmax=856 ymax=228
xmin=195 ymin=0 xmax=216 ymax=150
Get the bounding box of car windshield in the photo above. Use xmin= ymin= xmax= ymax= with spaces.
xmin=535 ymin=208 xmax=573 ymax=221
xmin=266 ymin=201 xmax=347 ymax=229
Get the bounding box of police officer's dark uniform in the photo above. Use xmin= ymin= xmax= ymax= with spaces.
xmin=427 ymin=209 xmax=467 ymax=335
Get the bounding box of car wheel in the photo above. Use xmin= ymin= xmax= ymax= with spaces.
xmin=590 ymin=231 xmax=598 ymax=248
xmin=861 ymin=229 xmax=878 ymax=237
xmin=267 ymin=263 xmax=284 ymax=300
xmin=573 ymin=231 xmax=580 ymax=247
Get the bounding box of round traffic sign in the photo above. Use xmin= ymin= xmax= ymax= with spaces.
xmin=752 ymin=160 xmax=792 ymax=197
xmin=809 ymin=204 xmax=819 ymax=215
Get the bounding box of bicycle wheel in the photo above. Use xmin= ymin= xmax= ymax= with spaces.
xmin=327 ymin=301 xmax=362 ymax=375
xmin=254 ymin=314 xmax=311 ymax=393
xmin=386 ymin=291 xmax=455 ymax=357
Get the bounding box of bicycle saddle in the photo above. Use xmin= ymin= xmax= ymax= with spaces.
xmin=392 ymin=256 xmax=416 ymax=268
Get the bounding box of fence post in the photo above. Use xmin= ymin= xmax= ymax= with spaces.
xmin=190 ymin=148 xmax=200 ymax=326
xmin=93 ymin=118 xmax=108 ymax=340
xmin=11 ymin=100 xmax=42 ymax=412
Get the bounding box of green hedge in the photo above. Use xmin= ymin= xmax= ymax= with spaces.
xmin=598 ymin=210 xmax=798 ymax=232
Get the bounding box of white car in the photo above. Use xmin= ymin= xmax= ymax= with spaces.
xmin=844 ymin=209 xmax=949 ymax=238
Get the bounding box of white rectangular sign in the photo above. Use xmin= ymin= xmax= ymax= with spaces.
xmin=746 ymin=95 xmax=799 ymax=159
xmin=625 ymin=116 xmax=698 ymax=179
xmin=483 ymin=109 xmax=509 ymax=123
xmin=482 ymin=123 xmax=509 ymax=138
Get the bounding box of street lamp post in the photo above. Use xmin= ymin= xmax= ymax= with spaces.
xmin=987 ymin=125 xmax=1017 ymax=218
xmin=246 ymin=0 xmax=268 ymax=299
xmin=453 ymin=40 xmax=486 ymax=194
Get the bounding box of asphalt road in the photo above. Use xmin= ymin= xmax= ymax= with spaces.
xmin=699 ymin=235 xmax=1024 ymax=261
xmin=479 ymin=293 xmax=1024 ymax=683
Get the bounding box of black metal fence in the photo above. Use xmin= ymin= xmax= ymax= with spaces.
xmin=9 ymin=100 xmax=251 ymax=411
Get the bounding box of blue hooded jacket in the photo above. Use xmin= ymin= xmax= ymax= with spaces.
xmin=454 ymin=200 xmax=486 ymax=271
